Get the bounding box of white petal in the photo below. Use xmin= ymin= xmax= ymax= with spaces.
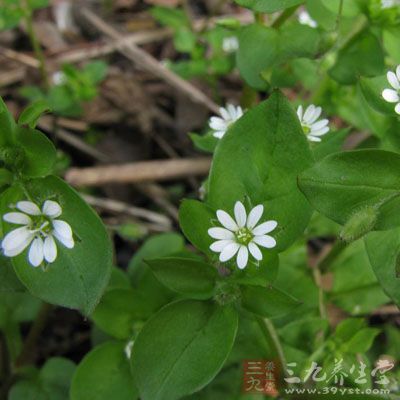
xmin=227 ymin=104 xmax=236 ymax=119
xmin=1 ymin=227 xmax=34 ymax=254
xmin=219 ymin=107 xmax=230 ymax=120
xmin=3 ymin=212 xmax=31 ymax=225
xmin=303 ymin=105 xmax=315 ymax=123
xmin=253 ymin=220 xmax=278 ymax=235
xmin=396 ymin=65 xmax=400 ymax=81
xmin=219 ymin=242 xmax=240 ymax=262
xmin=296 ymin=105 xmax=303 ymax=120
xmin=307 ymin=106 xmax=322 ymax=124
xmin=236 ymin=246 xmax=249 ymax=269
xmin=308 ymin=135 xmax=322 ymax=142
xmin=234 ymin=201 xmax=247 ymax=228
xmin=53 ymin=231 xmax=74 ymax=249
xmin=216 ymin=210 xmax=238 ymax=230
xmin=236 ymin=106 xmax=243 ymax=118
xmin=43 ymin=235 xmax=57 ymax=263
xmin=208 ymin=227 xmax=234 ymax=240
xmin=387 ymin=71 xmax=400 ymax=90
xmin=28 ymin=237 xmax=44 ymax=267
xmin=382 ymin=88 xmax=399 ymax=103
xmin=209 ymin=117 xmax=227 ymax=131
xmin=253 ymin=235 xmax=277 ymax=249
xmin=246 ymin=205 xmax=264 ymax=229
xmin=210 ymin=239 xmax=234 ymax=253
xmin=42 ymin=200 xmax=62 ymax=218
xmin=53 ymin=220 xmax=73 ymax=240
xmin=395 ymin=103 xmax=400 ymax=115
xmin=213 ymin=131 xmax=225 ymax=139
xmin=310 ymin=119 xmax=329 ymax=131
xmin=248 ymin=242 xmax=263 ymax=261
xmin=310 ymin=126 xmax=330 ymax=136
xmin=16 ymin=201 xmax=41 ymax=215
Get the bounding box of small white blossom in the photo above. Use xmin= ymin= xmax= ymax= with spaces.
xmin=381 ymin=0 xmax=400 ymax=9
xmin=382 ymin=66 xmax=400 ymax=115
xmin=297 ymin=104 xmax=329 ymax=142
xmin=222 ymin=36 xmax=239 ymax=53
xmin=52 ymin=71 xmax=66 ymax=86
xmin=209 ymin=104 xmax=243 ymax=139
xmin=298 ymin=11 xmax=317 ymax=28
xmin=1 ymin=200 xmax=74 ymax=267
xmin=208 ymin=201 xmax=277 ymax=270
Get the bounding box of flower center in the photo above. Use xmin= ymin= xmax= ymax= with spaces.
xmin=302 ymin=124 xmax=311 ymax=135
xmin=235 ymin=227 xmax=253 ymax=245
xmin=30 ymin=216 xmax=52 ymax=236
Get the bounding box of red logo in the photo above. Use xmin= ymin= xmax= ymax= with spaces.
xmin=242 ymin=359 xmax=280 ymax=395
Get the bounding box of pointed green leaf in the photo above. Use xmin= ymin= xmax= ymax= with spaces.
xmin=18 ymin=100 xmax=50 ymax=128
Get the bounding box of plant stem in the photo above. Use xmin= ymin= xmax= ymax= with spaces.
xmin=256 ymin=316 xmax=289 ymax=382
xmin=272 ymin=5 xmax=299 ymax=29
xmin=23 ymin=2 xmax=49 ymax=89
xmin=14 ymin=302 xmax=53 ymax=368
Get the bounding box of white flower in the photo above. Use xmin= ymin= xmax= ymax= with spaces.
xmin=209 ymin=104 xmax=243 ymax=139
xmin=52 ymin=71 xmax=66 ymax=86
xmin=382 ymin=66 xmax=400 ymax=115
xmin=298 ymin=11 xmax=317 ymax=28
xmin=1 ymin=200 xmax=74 ymax=267
xmin=222 ymin=36 xmax=239 ymax=53
xmin=381 ymin=0 xmax=400 ymax=9
xmin=297 ymin=104 xmax=329 ymax=142
xmin=208 ymin=201 xmax=277 ymax=270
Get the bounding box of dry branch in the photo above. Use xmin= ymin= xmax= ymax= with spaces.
xmin=65 ymin=157 xmax=211 ymax=186
xmin=81 ymin=8 xmax=221 ymax=115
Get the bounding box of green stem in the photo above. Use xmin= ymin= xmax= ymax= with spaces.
xmin=256 ymin=316 xmax=289 ymax=384
xmin=334 ymin=0 xmax=344 ymax=33
xmin=23 ymin=2 xmax=49 ymax=90
xmin=272 ymin=5 xmax=299 ymax=29
xmin=14 ymin=302 xmax=53 ymax=368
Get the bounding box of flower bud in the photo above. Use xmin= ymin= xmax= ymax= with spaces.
xmin=340 ymin=206 xmax=378 ymax=243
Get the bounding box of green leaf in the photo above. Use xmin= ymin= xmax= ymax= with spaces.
xmin=92 ymin=288 xmax=155 ymax=339
xmin=71 ymin=341 xmax=138 ymax=400
xmin=131 ymin=300 xmax=238 ymax=400
xmin=0 ymin=176 xmax=113 ymax=315
xmin=359 ymin=75 xmax=398 ymax=115
xmin=16 ymin=127 xmax=56 ymax=177
xmin=312 ymin=129 xmax=349 ymax=161
xmin=150 ymin=6 xmax=189 ymax=29
xmin=241 ymin=285 xmax=301 ymax=318
xmin=208 ymin=90 xmax=313 ymax=251
xmin=18 ymin=100 xmax=50 ymax=128
xmin=0 ymin=96 xmax=16 ymax=145
xmin=9 ymin=357 xmax=75 ymax=400
xmin=298 ymin=149 xmax=400 ymax=230
xmin=365 ymin=228 xmax=400 ymax=306
xmin=190 ymin=132 xmax=218 ymax=153
xmin=179 ymin=199 xmax=216 ymax=256
xmin=339 ymin=327 xmax=380 ymax=354
xmin=83 ymin=61 xmax=108 ymax=84
xmin=321 ymin=0 xmax=361 ymax=16
xmin=329 ymin=30 xmax=384 ymax=85
xmin=335 ymin=318 xmax=366 ymax=342
xmin=145 ymin=257 xmax=217 ymax=299
xmin=235 ymin=0 xmax=304 ymax=13
xmin=383 ymin=27 xmax=400 ymax=64
xmin=236 ymin=24 xmax=319 ymax=90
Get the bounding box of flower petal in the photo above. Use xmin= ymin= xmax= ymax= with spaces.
xmin=310 ymin=119 xmax=329 ymax=131
xmin=246 ymin=204 xmax=264 ymax=229
xmin=396 ymin=65 xmax=400 ymax=81
xmin=253 ymin=235 xmax=277 ymax=249
xmin=303 ymin=105 xmax=316 ymax=123
xmin=216 ymin=210 xmax=238 ymax=231
xmin=16 ymin=201 xmax=41 ymax=215
xmin=310 ymin=126 xmax=330 ymax=136
xmin=28 ymin=237 xmax=44 ymax=267
xmin=219 ymin=242 xmax=240 ymax=262
xmin=387 ymin=71 xmax=400 ymax=90
xmin=236 ymin=246 xmax=249 ymax=269
xmin=395 ymin=102 xmax=400 ymax=115
xmin=42 ymin=200 xmax=62 ymax=218
xmin=44 ymin=235 xmax=57 ymax=263
xmin=234 ymin=201 xmax=247 ymax=228
xmin=3 ymin=212 xmax=31 ymax=225
xmin=297 ymin=105 xmax=303 ymax=120
xmin=210 ymin=239 xmax=234 ymax=253
xmin=209 ymin=117 xmax=227 ymax=131
xmin=213 ymin=131 xmax=225 ymax=139
xmin=53 ymin=231 xmax=74 ymax=249
xmin=382 ymin=88 xmax=399 ymax=103
xmin=219 ymin=107 xmax=230 ymax=121
xmin=208 ymin=227 xmax=234 ymax=240
xmin=248 ymin=242 xmax=263 ymax=261
xmin=1 ymin=227 xmax=34 ymax=255
xmin=308 ymin=135 xmax=322 ymax=142
xmin=252 ymin=220 xmax=278 ymax=235
xmin=53 ymin=220 xmax=73 ymax=240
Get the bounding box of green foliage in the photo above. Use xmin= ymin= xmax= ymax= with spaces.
xmin=234 ymin=0 xmax=305 ymax=13
xmin=0 ymin=0 xmax=49 ymax=30
xmin=71 ymin=341 xmax=138 ymax=400
xmin=131 ymin=300 xmax=238 ymax=400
